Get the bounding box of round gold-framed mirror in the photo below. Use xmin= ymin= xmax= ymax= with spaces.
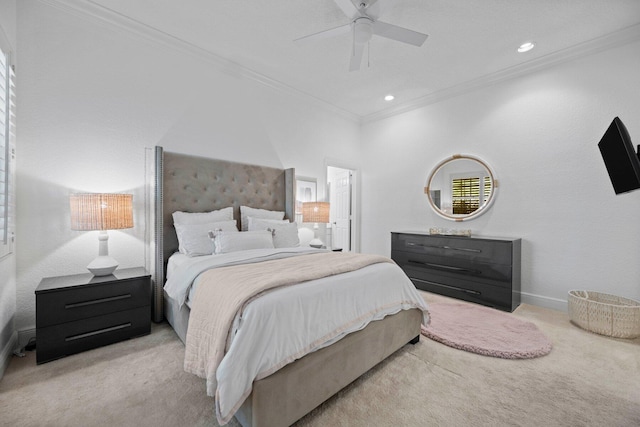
xmin=424 ymin=154 xmax=497 ymax=221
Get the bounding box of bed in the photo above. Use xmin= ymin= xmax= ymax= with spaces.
xmin=151 ymin=147 xmax=428 ymax=426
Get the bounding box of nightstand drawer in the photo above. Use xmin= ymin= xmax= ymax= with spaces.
xmin=36 ymin=306 xmax=150 ymax=364
xmin=37 ymin=277 xmax=150 ymax=327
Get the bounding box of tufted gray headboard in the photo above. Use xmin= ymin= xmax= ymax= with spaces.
xmin=152 ymin=146 xmax=295 ymax=321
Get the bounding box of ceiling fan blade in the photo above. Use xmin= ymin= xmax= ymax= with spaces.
xmin=372 ymin=21 xmax=428 ymax=46
xmin=363 ymin=0 xmax=383 ymax=20
xmin=349 ymin=42 xmax=365 ymax=72
xmin=294 ymin=23 xmax=351 ymax=45
xmin=333 ymin=0 xmax=361 ymax=19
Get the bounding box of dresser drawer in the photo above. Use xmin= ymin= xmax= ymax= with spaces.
xmin=36 ymin=306 xmax=150 ymax=364
xmin=392 ymin=233 xmax=513 ymax=265
xmin=36 ymin=277 xmax=150 ymax=327
xmin=404 ymin=268 xmax=514 ymax=310
xmin=392 ymin=250 xmax=512 ymax=284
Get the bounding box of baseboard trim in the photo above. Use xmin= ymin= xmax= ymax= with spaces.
xmin=0 ymin=330 xmax=18 ymax=379
xmin=521 ymin=292 xmax=568 ymax=312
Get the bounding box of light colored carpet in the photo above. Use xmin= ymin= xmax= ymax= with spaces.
xmin=1 ymin=292 xmax=639 ymax=427
xmin=421 ymin=302 xmax=552 ymax=359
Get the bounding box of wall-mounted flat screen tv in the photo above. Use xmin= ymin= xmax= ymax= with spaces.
xmin=598 ymin=116 xmax=640 ymax=195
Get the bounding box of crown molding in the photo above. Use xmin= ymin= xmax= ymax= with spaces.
xmin=36 ymin=0 xmax=361 ymax=124
xmin=34 ymin=1 xmax=640 ymax=125
xmin=363 ymin=23 xmax=640 ymax=123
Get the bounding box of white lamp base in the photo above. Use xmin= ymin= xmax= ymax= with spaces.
xmin=87 ymin=255 xmax=118 ymax=276
xmin=309 ymin=238 xmax=324 ymax=249
xmin=88 ymin=230 xmax=118 ymax=276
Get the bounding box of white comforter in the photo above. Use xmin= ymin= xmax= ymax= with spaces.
xmin=164 ymin=248 xmax=429 ymax=424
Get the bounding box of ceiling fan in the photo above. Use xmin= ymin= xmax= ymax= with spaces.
xmin=294 ymin=0 xmax=428 ymax=72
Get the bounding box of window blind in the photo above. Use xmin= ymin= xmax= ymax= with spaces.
xmin=483 ymin=175 xmax=492 ymax=203
xmin=451 ymin=177 xmax=480 ymax=214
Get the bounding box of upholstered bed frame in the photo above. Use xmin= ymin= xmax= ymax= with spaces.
xmin=152 ymin=146 xmax=421 ymax=427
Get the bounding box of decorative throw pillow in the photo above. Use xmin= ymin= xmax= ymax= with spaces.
xmin=172 ymin=207 xmax=234 ymax=225
xmin=240 ymin=206 xmax=285 ymax=231
xmin=248 ymin=218 xmax=300 ymax=248
xmin=174 ymin=220 xmax=238 ymax=256
xmin=209 ymin=229 xmax=275 ymax=254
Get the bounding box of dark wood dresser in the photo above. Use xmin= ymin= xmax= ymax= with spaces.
xmin=391 ymin=231 xmax=521 ymax=312
xmin=35 ymin=267 xmax=151 ymax=364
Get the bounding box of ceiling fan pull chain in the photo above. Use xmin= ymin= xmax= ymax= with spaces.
xmin=367 ymin=41 xmax=370 ymax=68
xmin=352 ymin=23 xmax=356 ymax=57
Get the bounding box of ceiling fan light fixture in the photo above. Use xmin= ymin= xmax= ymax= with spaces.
xmin=354 ymin=17 xmax=374 ymax=44
xmin=384 ymin=94 xmax=395 ymax=101
xmin=517 ymin=42 xmax=535 ymax=53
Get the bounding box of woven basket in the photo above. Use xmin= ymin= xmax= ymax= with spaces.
xmin=568 ymin=290 xmax=640 ymax=339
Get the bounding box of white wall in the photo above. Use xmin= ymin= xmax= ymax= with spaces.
xmin=14 ymin=0 xmax=360 ymax=332
xmin=0 ymin=0 xmax=17 ymax=376
xmin=360 ymin=40 xmax=640 ymax=310
xmin=12 ymin=0 xmax=640 ymax=338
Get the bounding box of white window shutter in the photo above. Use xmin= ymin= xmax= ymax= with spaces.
xmin=0 ymin=45 xmax=15 ymax=257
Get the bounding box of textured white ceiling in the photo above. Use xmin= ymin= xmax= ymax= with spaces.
xmin=87 ymin=0 xmax=640 ymax=119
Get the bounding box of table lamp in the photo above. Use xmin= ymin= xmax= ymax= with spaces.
xmin=70 ymin=193 xmax=133 ymax=276
xmin=302 ymin=201 xmax=330 ymax=248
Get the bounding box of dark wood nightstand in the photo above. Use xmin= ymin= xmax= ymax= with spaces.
xmin=35 ymin=267 xmax=151 ymax=364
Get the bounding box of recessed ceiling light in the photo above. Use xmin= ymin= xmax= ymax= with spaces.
xmin=384 ymin=95 xmax=395 ymax=101
xmin=517 ymin=42 xmax=535 ymax=53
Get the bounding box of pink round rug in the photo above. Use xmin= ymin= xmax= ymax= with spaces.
xmin=421 ymin=302 xmax=552 ymax=359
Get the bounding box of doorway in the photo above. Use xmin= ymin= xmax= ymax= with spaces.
xmin=327 ymin=165 xmax=357 ymax=252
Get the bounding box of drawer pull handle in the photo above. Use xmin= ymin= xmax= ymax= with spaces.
xmin=65 ymin=294 xmax=132 ymax=309
xmin=408 ymin=259 xmax=478 ymax=274
xmin=65 ymin=323 xmax=132 ymax=342
xmin=406 ymin=242 xmax=481 ymax=253
xmin=410 ymin=278 xmax=481 ymax=296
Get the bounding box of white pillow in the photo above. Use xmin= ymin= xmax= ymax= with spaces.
xmin=247 ymin=216 xmax=289 ymax=230
xmin=210 ymin=230 xmax=275 ymax=254
xmin=248 ymin=218 xmax=300 ymax=248
xmin=174 ymin=220 xmax=238 ymax=256
xmin=173 ymin=207 xmax=233 ymax=225
xmin=240 ymin=206 xmax=285 ymax=231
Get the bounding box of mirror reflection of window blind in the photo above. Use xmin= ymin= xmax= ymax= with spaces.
xmin=0 ymin=45 xmax=15 ymax=254
xmin=483 ymin=175 xmax=492 ymax=203
xmin=451 ymin=177 xmax=480 ymax=214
